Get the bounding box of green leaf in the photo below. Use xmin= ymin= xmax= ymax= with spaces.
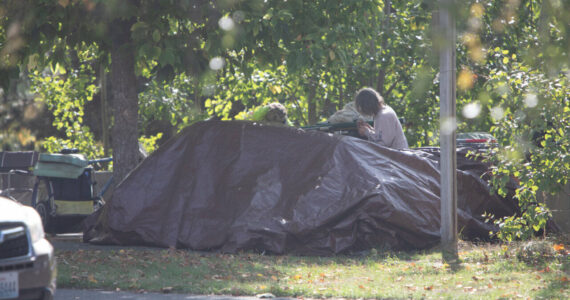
xmin=152 ymin=30 xmax=161 ymax=42
xmin=159 ymin=48 xmax=176 ymax=66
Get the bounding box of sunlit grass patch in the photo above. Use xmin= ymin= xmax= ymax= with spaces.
xmin=56 ymin=238 xmax=569 ymax=299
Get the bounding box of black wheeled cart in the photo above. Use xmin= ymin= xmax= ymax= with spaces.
xmin=31 ymin=150 xmax=112 ymax=233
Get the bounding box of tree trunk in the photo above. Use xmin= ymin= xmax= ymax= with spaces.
xmin=376 ymin=0 xmax=392 ymax=95
xmin=100 ymin=64 xmax=111 ymax=158
xmin=307 ymin=76 xmax=318 ymax=125
xmin=110 ymin=18 xmax=139 ymax=185
xmin=338 ymin=74 xmax=344 ymax=110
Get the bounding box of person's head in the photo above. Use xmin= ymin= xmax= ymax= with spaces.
xmin=264 ymin=102 xmax=288 ymax=124
xmin=355 ymin=88 xmax=385 ymax=117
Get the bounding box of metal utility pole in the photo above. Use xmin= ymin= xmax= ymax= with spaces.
xmin=438 ymin=0 xmax=459 ymax=263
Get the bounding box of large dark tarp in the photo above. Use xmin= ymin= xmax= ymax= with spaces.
xmin=84 ymin=121 xmax=518 ymax=255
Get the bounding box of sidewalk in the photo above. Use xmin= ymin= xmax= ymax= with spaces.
xmin=56 ymin=289 xmax=290 ymax=300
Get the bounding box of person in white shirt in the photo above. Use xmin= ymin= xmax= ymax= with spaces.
xmin=355 ymin=87 xmax=409 ymax=149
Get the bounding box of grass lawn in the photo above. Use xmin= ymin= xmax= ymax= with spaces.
xmin=55 ymin=238 xmax=569 ymax=299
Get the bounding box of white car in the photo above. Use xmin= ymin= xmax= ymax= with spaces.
xmin=0 ymin=196 xmax=56 ymax=300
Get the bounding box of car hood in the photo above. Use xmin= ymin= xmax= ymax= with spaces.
xmin=0 ymin=196 xmax=37 ymax=224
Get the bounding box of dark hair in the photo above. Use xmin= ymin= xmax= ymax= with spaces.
xmin=355 ymin=88 xmax=385 ymax=116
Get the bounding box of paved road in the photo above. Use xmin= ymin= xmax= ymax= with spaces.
xmin=55 ymin=289 xmax=286 ymax=300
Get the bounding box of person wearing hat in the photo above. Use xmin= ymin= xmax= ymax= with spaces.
xmin=251 ymin=102 xmax=293 ymax=126
xmin=355 ymin=87 xmax=408 ymax=149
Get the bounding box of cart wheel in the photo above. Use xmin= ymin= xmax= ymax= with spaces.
xmin=35 ymin=201 xmax=51 ymax=230
xmin=93 ymin=197 xmax=105 ymax=211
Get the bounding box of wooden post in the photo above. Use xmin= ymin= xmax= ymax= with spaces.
xmin=438 ymin=0 xmax=459 ymax=263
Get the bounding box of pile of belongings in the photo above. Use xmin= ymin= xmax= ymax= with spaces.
xmin=84 ymin=120 xmax=519 ymax=255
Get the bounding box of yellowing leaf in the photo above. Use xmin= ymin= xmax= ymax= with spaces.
xmin=88 ymin=274 xmax=98 ymax=283
xmin=457 ymin=69 xmax=475 ymax=90
xmin=269 ymin=85 xmax=282 ymax=94
xmin=470 ymin=4 xmax=484 ymax=17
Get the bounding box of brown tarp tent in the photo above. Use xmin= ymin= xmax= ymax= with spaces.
xmin=84 ymin=121 xmax=517 ymax=255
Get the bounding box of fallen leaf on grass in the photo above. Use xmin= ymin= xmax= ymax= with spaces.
xmin=211 ymin=274 xmax=223 ymax=281
xmin=538 ymin=267 xmax=551 ymax=273
xmin=405 ymin=284 xmax=417 ymax=291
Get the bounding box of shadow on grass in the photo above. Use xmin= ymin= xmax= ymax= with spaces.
xmin=535 ymin=255 xmax=569 ymax=298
